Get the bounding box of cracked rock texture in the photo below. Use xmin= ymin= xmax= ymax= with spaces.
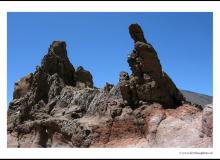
xmin=119 ymin=23 xmax=185 ymax=108
xmin=8 ymin=24 xmax=212 ymax=148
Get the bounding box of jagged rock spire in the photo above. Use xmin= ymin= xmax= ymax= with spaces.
xmin=41 ymin=41 xmax=75 ymax=86
xmin=11 ymin=41 xmax=94 ymax=122
xmin=119 ymin=24 xmax=185 ymax=108
xmin=129 ymin=23 xmax=147 ymax=43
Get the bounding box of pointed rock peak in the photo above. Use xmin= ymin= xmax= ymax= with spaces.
xmin=10 ymin=40 xmax=95 ymax=108
xmin=119 ymin=24 xmax=185 ymax=108
xmin=119 ymin=71 xmax=130 ymax=81
xmin=75 ymin=66 xmax=94 ymax=88
xmin=76 ymin=66 xmax=85 ymax=72
xmin=48 ymin=41 xmax=67 ymax=58
xmin=41 ymin=41 xmax=75 ymax=86
xmin=129 ymin=23 xmax=147 ymax=43
xmin=103 ymin=82 xmax=114 ymax=92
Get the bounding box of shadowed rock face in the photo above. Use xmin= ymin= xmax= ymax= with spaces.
xmin=7 ymin=25 xmax=212 ymax=148
xmin=129 ymin=23 xmax=147 ymax=43
xmin=75 ymin=66 xmax=93 ymax=88
xmin=119 ymin=24 xmax=185 ymax=109
xmin=41 ymin=41 xmax=75 ymax=86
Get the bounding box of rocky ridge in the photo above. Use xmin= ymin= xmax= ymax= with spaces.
xmin=7 ymin=24 xmax=213 ymax=148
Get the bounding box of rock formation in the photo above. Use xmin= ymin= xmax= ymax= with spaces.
xmin=7 ymin=24 xmax=212 ymax=148
xmin=119 ymin=23 xmax=185 ymax=109
xmin=75 ymin=66 xmax=93 ymax=89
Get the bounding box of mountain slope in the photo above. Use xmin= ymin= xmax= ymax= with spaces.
xmin=180 ymin=90 xmax=212 ymax=106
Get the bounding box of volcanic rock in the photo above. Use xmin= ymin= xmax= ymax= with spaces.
xmin=13 ymin=73 xmax=33 ymax=99
xmin=75 ymin=66 xmax=93 ymax=89
xmin=119 ymin=23 xmax=185 ymax=108
xmin=103 ymin=82 xmax=114 ymax=92
xmin=7 ymin=25 xmax=212 ymax=148
xmin=41 ymin=41 xmax=75 ymax=86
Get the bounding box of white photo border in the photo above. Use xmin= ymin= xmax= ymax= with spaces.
xmin=0 ymin=1 xmax=219 ymax=159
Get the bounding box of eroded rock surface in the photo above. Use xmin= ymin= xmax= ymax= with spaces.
xmin=119 ymin=23 xmax=185 ymax=108
xmin=8 ymin=24 xmax=212 ymax=148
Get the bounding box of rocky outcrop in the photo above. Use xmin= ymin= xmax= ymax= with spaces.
xmin=104 ymin=82 xmax=114 ymax=92
xmin=13 ymin=73 xmax=33 ymax=99
xmin=41 ymin=41 xmax=75 ymax=86
xmin=7 ymin=24 xmax=212 ymax=148
xmin=8 ymin=95 xmax=212 ymax=148
xmin=75 ymin=66 xmax=93 ymax=89
xmin=119 ymin=24 xmax=185 ymax=109
xmin=8 ymin=40 xmax=93 ymax=124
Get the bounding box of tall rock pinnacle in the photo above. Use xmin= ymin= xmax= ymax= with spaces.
xmin=41 ymin=41 xmax=75 ymax=86
xmin=119 ymin=24 xmax=185 ymax=108
xmin=129 ymin=23 xmax=147 ymax=43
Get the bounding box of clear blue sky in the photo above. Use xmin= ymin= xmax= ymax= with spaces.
xmin=8 ymin=12 xmax=213 ymax=104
